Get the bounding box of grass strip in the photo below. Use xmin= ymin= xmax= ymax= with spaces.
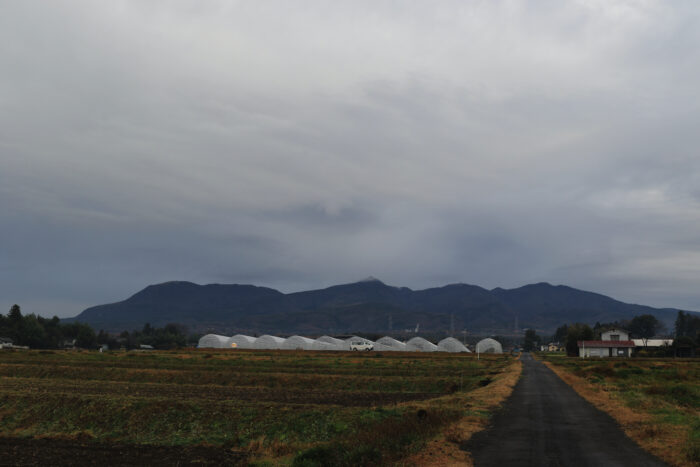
xmin=540 ymin=356 xmax=699 ymax=467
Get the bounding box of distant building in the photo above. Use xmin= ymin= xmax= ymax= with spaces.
xmin=62 ymin=339 xmax=77 ymax=349
xmin=1 ymin=338 xmax=28 ymax=350
xmin=578 ymin=328 xmax=634 ymax=357
xmin=540 ymin=342 xmax=562 ymax=352
xmin=631 ymin=338 xmax=673 ymax=348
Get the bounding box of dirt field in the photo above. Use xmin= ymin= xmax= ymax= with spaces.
xmin=0 ymin=348 xmax=517 ymax=465
xmin=0 ymin=437 xmax=246 ymax=466
xmin=0 ymin=377 xmax=438 ymax=406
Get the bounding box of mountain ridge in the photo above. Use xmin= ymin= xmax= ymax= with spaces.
xmin=65 ymin=278 xmax=688 ymax=335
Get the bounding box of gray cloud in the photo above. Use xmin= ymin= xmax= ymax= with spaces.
xmin=2 ymin=1 xmax=700 ymax=317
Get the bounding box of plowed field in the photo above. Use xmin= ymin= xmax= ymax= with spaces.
xmin=0 ymin=348 xmax=515 ymax=465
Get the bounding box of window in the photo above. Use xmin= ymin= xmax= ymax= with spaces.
xmin=609 ymin=334 xmax=620 ymax=341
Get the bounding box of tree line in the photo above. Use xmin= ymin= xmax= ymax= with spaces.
xmin=674 ymin=310 xmax=700 ymax=351
xmin=0 ymin=305 xmax=194 ymax=350
xmin=545 ymin=312 xmax=699 ymax=356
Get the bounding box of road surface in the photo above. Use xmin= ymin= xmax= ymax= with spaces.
xmin=465 ymin=353 xmax=667 ymax=467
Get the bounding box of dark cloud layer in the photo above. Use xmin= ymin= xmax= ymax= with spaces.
xmin=2 ymin=1 xmax=700 ymax=317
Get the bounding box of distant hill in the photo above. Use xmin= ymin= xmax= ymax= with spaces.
xmin=66 ymin=278 xmax=684 ymax=335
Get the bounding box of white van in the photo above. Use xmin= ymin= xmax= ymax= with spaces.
xmin=350 ymin=340 xmax=373 ymax=351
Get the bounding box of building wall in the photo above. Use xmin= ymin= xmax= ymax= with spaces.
xmin=579 ymin=346 xmax=630 ymax=357
xmin=601 ymin=329 xmax=629 ymax=341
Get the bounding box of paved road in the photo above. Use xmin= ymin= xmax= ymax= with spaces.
xmin=465 ymin=353 xmax=667 ymax=467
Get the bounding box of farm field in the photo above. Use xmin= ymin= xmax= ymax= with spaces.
xmin=0 ymin=349 xmax=519 ymax=466
xmin=538 ymin=354 xmax=700 ymax=466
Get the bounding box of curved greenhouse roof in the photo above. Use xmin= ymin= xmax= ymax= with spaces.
xmin=251 ymin=335 xmax=286 ymax=350
xmin=198 ymin=334 xmax=229 ymax=349
xmin=373 ymin=343 xmax=402 ymax=351
xmin=476 ymin=338 xmax=503 ymax=354
xmin=405 ymin=337 xmax=438 ymax=352
xmin=375 ymin=336 xmax=407 ymax=351
xmin=281 ymin=335 xmax=316 ymax=350
xmin=227 ymin=334 xmax=256 ymax=349
xmin=311 ymin=340 xmax=340 ymax=351
xmin=313 ymin=336 xmax=348 ymax=351
xmin=317 ymin=335 xmax=347 ymax=346
xmin=437 ymin=337 xmax=470 ymax=353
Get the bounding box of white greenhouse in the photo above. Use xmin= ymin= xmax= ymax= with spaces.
xmin=315 ymin=335 xmax=350 ymax=350
xmin=197 ymin=334 xmax=229 ymax=349
xmin=476 ymin=338 xmax=503 ymax=354
xmin=281 ymin=335 xmax=316 ymax=350
xmin=311 ymin=340 xmax=340 ymax=351
xmin=405 ymin=336 xmax=438 ymax=352
xmin=251 ymin=335 xmax=286 ymax=350
xmin=374 ymin=336 xmax=407 ymax=351
xmin=437 ymin=337 xmax=470 ymax=353
xmin=226 ymin=334 xmax=256 ymax=349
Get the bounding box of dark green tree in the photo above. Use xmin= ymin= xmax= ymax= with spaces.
xmin=75 ymin=324 xmax=97 ymax=348
xmin=565 ymin=323 xmax=593 ymax=356
xmin=40 ymin=316 xmax=63 ymax=348
xmin=3 ymin=304 xmax=24 ymax=341
xmin=674 ymin=310 xmax=700 ymax=340
xmin=672 ymin=336 xmax=696 ymax=357
xmin=61 ymin=322 xmax=97 ymax=349
xmin=675 ymin=311 xmax=688 ymax=337
xmin=553 ymin=324 xmax=568 ymax=344
xmin=629 ymin=314 xmax=663 ymax=347
xmin=8 ymin=304 xmax=22 ymax=324
xmin=523 ymin=329 xmax=541 ymax=351
xmin=17 ymin=314 xmax=48 ymax=348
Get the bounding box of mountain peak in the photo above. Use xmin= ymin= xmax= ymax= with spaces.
xmin=357 ymin=276 xmax=384 ymax=284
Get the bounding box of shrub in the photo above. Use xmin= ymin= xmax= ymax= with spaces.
xmin=292 ymin=446 xmax=337 ymax=467
xmin=687 ymin=419 xmax=700 ymax=463
xmin=645 ymin=384 xmax=699 ymax=407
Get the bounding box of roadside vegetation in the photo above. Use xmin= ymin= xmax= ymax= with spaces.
xmin=538 ymin=354 xmax=699 ymax=466
xmin=0 ymin=348 xmax=519 ymax=465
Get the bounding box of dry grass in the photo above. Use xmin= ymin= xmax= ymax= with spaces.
xmin=401 ymin=357 xmax=523 ymax=467
xmin=542 ymin=361 xmax=692 ymax=467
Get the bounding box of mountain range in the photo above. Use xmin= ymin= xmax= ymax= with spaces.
xmin=65 ymin=278 xmax=686 ymax=335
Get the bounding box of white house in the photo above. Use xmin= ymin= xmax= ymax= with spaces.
xmin=578 ymin=328 xmax=635 ymax=358
xmin=601 ymin=329 xmax=629 ymax=341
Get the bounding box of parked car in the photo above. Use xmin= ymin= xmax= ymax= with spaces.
xmin=350 ymin=340 xmax=373 ymax=351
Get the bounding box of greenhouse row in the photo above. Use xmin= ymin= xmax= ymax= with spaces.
xmin=198 ymin=334 xmax=503 ymax=353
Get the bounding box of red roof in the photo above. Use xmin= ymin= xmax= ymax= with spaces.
xmin=577 ymin=340 xmax=635 ymax=348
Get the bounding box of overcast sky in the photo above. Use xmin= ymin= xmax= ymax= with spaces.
xmin=2 ymin=1 xmax=700 ymax=318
